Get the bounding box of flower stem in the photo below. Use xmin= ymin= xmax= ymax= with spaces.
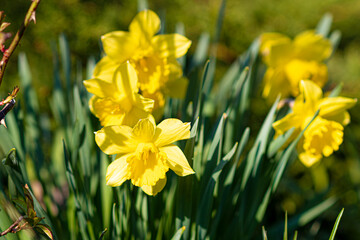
xmin=0 ymin=0 xmax=41 ymax=87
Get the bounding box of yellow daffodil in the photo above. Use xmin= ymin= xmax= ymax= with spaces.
xmin=273 ymin=80 xmax=357 ymax=167
xmin=260 ymin=30 xmax=332 ymax=101
xmin=94 ymin=9 xmax=192 ymax=117
xmin=83 ymin=61 xmax=154 ymax=127
xmin=95 ymin=117 xmax=195 ymax=196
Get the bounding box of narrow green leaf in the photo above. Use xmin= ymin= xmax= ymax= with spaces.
xmin=196 ymin=143 xmax=237 ymax=239
xmin=35 ymin=224 xmax=54 ymax=240
xmin=315 ymin=13 xmax=333 ymax=37
xmin=329 ymin=208 xmax=344 ymax=240
xmin=293 ymin=231 xmax=298 ymax=240
xmin=284 ymin=212 xmax=288 ymax=240
xmin=328 ymin=83 xmax=343 ymax=98
xmin=171 ymin=226 xmax=186 ymax=240
xmin=262 ymin=226 xmax=268 ymax=240
xmin=298 ymin=197 xmax=337 ymax=226
xmin=267 ymin=128 xmax=295 ymax=159
xmin=241 ymin=96 xmax=280 ymax=190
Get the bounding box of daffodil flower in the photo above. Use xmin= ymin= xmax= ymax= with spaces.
xmin=94 ymin=10 xmax=192 ymax=117
xmin=273 ymin=80 xmax=357 ymax=167
xmin=95 ymin=117 xmax=195 ymax=196
xmin=260 ymin=31 xmax=332 ymax=101
xmin=83 ymin=61 xmax=154 ymax=127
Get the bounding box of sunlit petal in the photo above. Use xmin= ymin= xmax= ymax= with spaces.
xmin=141 ymin=177 xmax=167 ymax=196
xmin=299 ymin=80 xmax=323 ymax=107
xmin=160 ymin=144 xmax=195 ymax=176
xmin=318 ymin=97 xmax=357 ymax=118
xmin=115 ymin=62 xmax=139 ymax=101
xmin=92 ymin=56 xmax=120 ymax=82
xmin=83 ymin=78 xmax=118 ymax=98
xmin=106 ymin=154 xmax=132 ymax=186
xmin=129 ymin=10 xmax=160 ymax=42
xmin=152 ymin=34 xmax=192 ymax=58
xmin=95 ymin=125 xmax=137 ymax=155
xmin=102 ymin=31 xmax=138 ymax=62
xmin=294 ymin=30 xmax=332 ymax=62
xmin=133 ymin=118 xmax=156 ymax=142
xmin=273 ymin=113 xmax=302 ymax=135
xmin=154 ymin=119 xmax=190 ymax=147
xmin=260 ymin=32 xmax=291 ymax=66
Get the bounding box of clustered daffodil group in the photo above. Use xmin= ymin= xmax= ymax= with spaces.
xmin=260 ymin=31 xmax=332 ymax=101
xmin=261 ymin=30 xmax=356 ymax=167
xmin=273 ymin=81 xmax=356 ymax=167
xmin=84 ymin=9 xmax=194 ymax=196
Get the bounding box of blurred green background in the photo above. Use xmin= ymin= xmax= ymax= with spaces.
xmin=2 ymin=0 xmax=360 ymax=97
xmin=1 ymin=0 xmax=360 ymax=238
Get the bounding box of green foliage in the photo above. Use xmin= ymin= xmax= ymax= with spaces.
xmin=0 ymin=2 xmax=356 ymax=240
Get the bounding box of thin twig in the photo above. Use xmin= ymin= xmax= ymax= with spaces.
xmin=0 ymin=0 xmax=41 ymax=87
xmin=0 ymin=215 xmax=25 ymax=236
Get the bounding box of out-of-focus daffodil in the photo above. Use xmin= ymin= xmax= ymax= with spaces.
xmin=273 ymin=80 xmax=357 ymax=167
xmin=95 ymin=117 xmax=195 ymax=196
xmin=84 ymin=61 xmax=154 ymax=127
xmin=94 ymin=10 xmax=191 ymax=117
xmin=260 ymin=31 xmax=332 ymax=101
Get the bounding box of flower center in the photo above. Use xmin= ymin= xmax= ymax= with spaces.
xmin=303 ymin=118 xmax=344 ymax=157
xmin=127 ymin=143 xmax=169 ymax=187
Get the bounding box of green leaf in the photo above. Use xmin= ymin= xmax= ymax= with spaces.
xmin=98 ymin=228 xmax=108 ymax=240
xmin=315 ymin=13 xmax=333 ymax=37
xmin=262 ymin=226 xmax=268 ymax=240
xmin=171 ymin=226 xmax=186 ymax=240
xmin=196 ymin=142 xmax=237 ymax=239
xmin=241 ymin=96 xmax=280 ymax=190
xmin=35 ymin=223 xmax=55 ymax=240
xmin=256 ymin=110 xmax=320 ymax=222
xmin=329 ymin=208 xmax=344 ymax=240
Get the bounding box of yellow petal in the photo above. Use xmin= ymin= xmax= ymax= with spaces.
xmin=122 ymin=104 xmax=153 ymax=128
xmin=262 ymin=67 xmax=292 ymax=101
xmin=154 ymin=119 xmax=190 ymax=147
xmin=325 ymin=111 xmax=351 ymax=126
xmin=133 ymin=94 xmax=154 ymax=112
xmin=299 ymin=80 xmax=323 ymax=107
xmin=133 ymin=118 xmax=156 ymax=142
xmin=129 ymin=10 xmax=160 ymax=42
xmin=160 ymin=144 xmax=195 ymax=176
xmin=115 ymin=62 xmax=139 ymax=101
xmin=318 ymin=97 xmax=357 ymax=119
xmin=141 ymin=177 xmax=167 ymax=196
xmin=95 ymin=125 xmax=137 ymax=155
xmin=298 ymin=151 xmax=322 ymax=167
xmin=303 ymin=117 xmax=343 ymax=159
xmin=128 ymin=144 xmax=169 ymax=186
xmin=293 ymin=30 xmax=332 ymax=62
xmin=273 ymin=113 xmax=302 ymax=135
xmin=93 ymin=56 xmax=120 ymax=82
xmin=106 ymin=154 xmax=132 ymax=186
xmin=260 ymin=33 xmax=291 ymax=65
xmin=267 ymin=40 xmax=294 ymax=68
xmin=152 ymin=34 xmax=192 ymax=58
xmin=83 ymin=78 xmax=118 ymax=98
xmin=90 ymin=97 xmax=126 ymax=126
xmin=284 ymin=60 xmax=328 ymax=96
xmin=101 ymin=31 xmax=138 ymax=62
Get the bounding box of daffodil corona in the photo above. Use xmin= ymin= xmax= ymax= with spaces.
xmin=273 ymin=80 xmax=357 ymax=167
xmin=94 ymin=10 xmax=192 ymax=118
xmin=83 ymin=61 xmax=154 ymax=127
xmin=95 ymin=117 xmax=195 ymax=196
xmin=260 ymin=31 xmax=332 ymax=101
